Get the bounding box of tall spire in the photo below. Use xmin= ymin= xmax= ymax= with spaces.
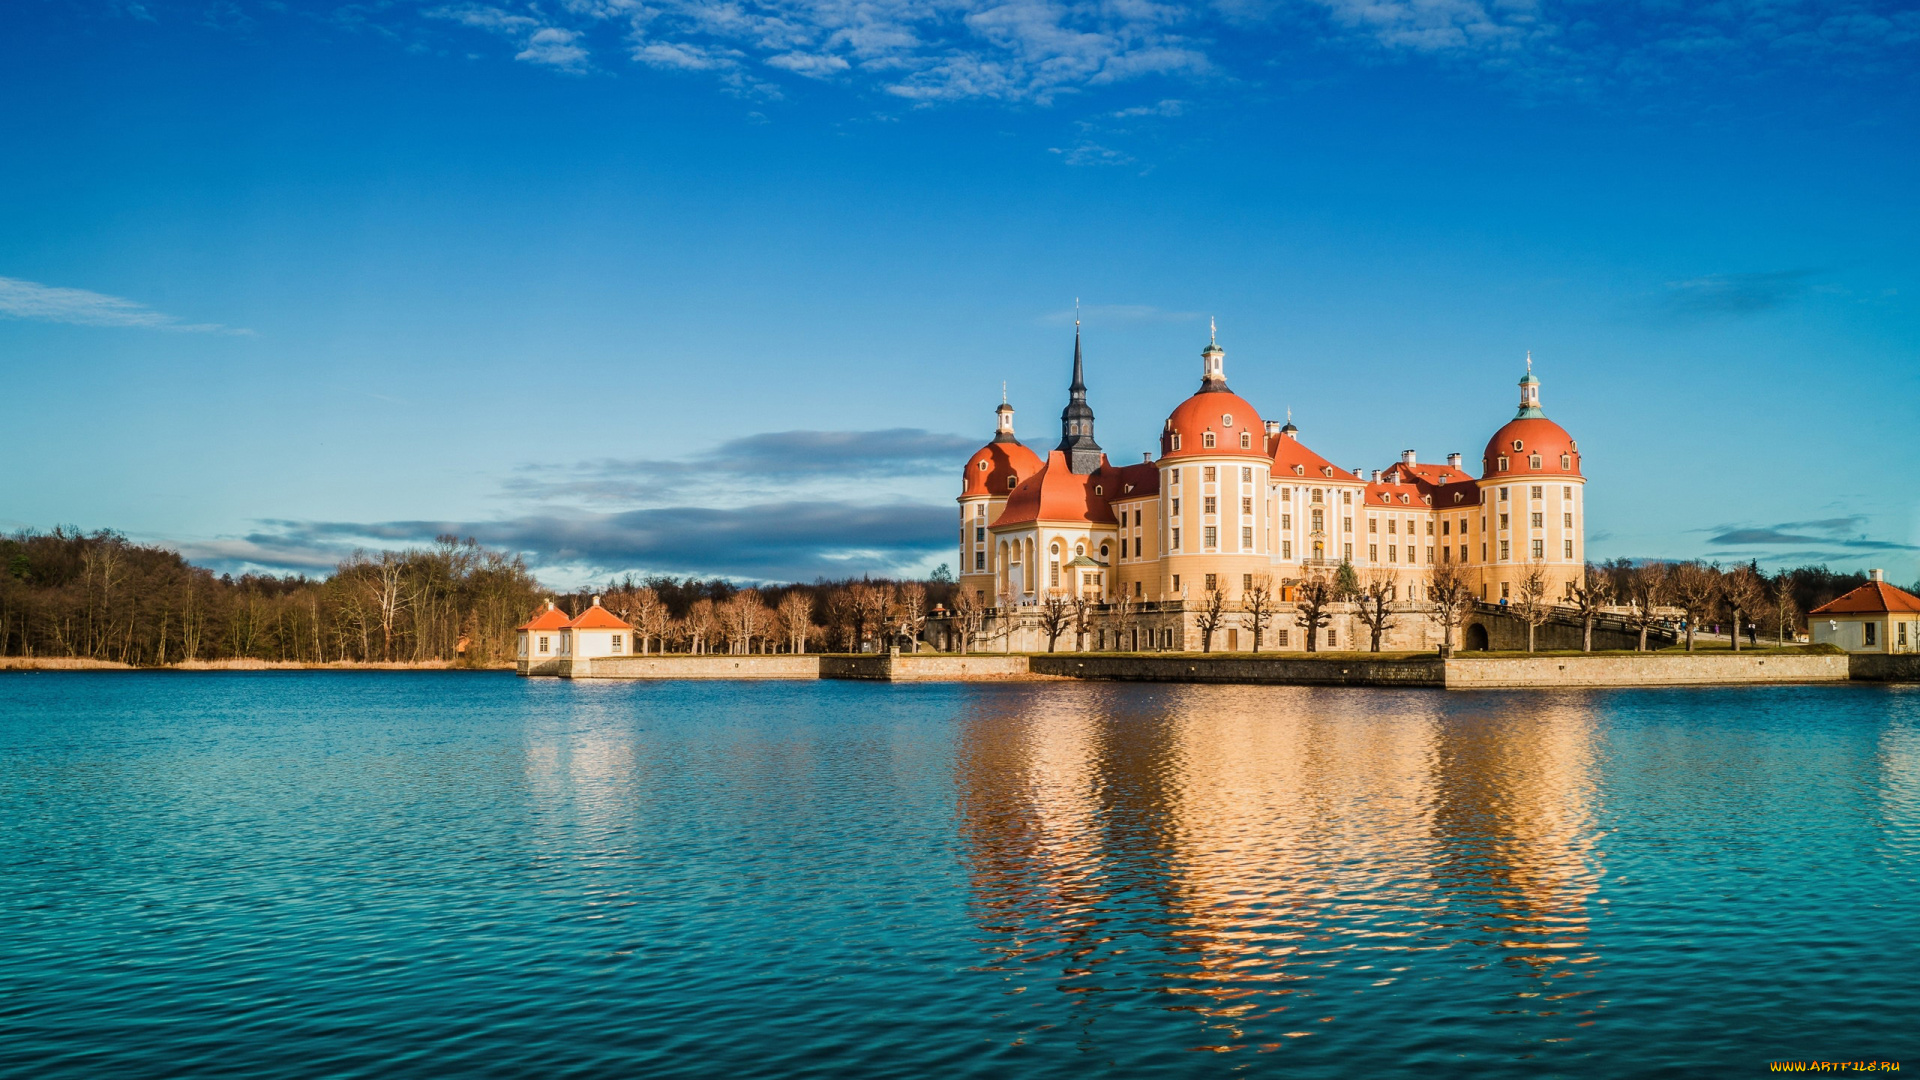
xmin=1057 ymin=311 xmax=1102 ymax=474
xmin=1516 ymin=355 xmax=1544 ymax=418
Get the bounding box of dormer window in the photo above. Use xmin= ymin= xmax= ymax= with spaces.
xmin=1239 ymin=432 xmax=1252 ymax=449
xmin=1380 ymin=493 xmax=1390 ymax=503
xmin=1497 ymin=456 xmax=1510 ymax=470
xmin=1007 ymin=476 xmax=1017 ymax=490
xmin=1171 ymin=434 xmax=1182 ymax=451
xmin=1221 ymin=414 xmax=1233 ymax=427
xmin=1453 ymin=492 xmax=1465 ymax=504
xmin=1561 ymin=454 xmax=1572 ymax=469
xmin=1203 ymin=432 xmax=1216 ymax=448
xmin=978 ymin=461 xmax=988 ymax=471
xmin=1093 ymin=485 xmax=1103 ymax=495
xmin=1529 ymin=454 xmax=1542 ymax=469
xmin=1293 ymin=465 xmax=1304 ymax=476
xmin=1321 ymin=466 xmax=1333 ymax=477
xmin=1512 ymin=439 xmax=1524 ymax=452
xmin=1423 ymin=495 xmax=1433 ymax=505
xmin=1400 ymin=494 xmax=1410 ymax=504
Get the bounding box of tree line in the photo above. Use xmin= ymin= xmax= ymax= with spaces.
xmin=550 ymin=574 xmax=959 ymax=655
xmin=0 ymin=528 xmax=541 ymax=666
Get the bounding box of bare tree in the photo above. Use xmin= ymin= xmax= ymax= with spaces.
xmin=1036 ymin=590 xmax=1071 ymax=652
xmin=1069 ymin=592 xmax=1097 ymax=651
xmin=1567 ymin=563 xmax=1612 ymax=652
xmin=1353 ymin=570 xmax=1397 ymax=652
xmin=896 ymin=581 xmax=928 ymax=653
xmin=1293 ymin=572 xmax=1336 ymax=652
xmin=684 ymin=598 xmax=716 ymax=654
xmin=777 ymin=591 xmax=813 ymax=654
xmin=849 ymin=582 xmax=893 ymax=652
xmin=825 ymin=588 xmax=857 ymax=651
xmin=1193 ymin=586 xmax=1228 ymax=652
xmin=632 ymin=588 xmax=668 ymax=655
xmin=949 ymin=589 xmax=984 ymax=654
xmin=1424 ymin=563 xmax=1474 ymax=657
xmin=1669 ymin=562 xmax=1720 ymax=652
xmin=1513 ymin=557 xmax=1552 ymax=653
xmin=1626 ymin=561 xmax=1669 ymax=652
xmin=1770 ymin=573 xmax=1798 ymax=646
xmin=1109 ymin=592 xmax=1140 ymax=651
xmin=1723 ymin=564 xmax=1765 ymax=652
xmin=1243 ymin=573 xmax=1277 ymax=651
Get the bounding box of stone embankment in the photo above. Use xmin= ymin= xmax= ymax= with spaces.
xmin=540 ymin=649 xmax=1892 ymax=687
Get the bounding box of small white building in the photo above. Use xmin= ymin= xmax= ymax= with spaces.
xmin=560 ymin=596 xmax=635 ymax=663
xmin=1809 ymin=569 xmax=1920 ymax=654
xmin=516 ymin=600 xmax=573 ymax=676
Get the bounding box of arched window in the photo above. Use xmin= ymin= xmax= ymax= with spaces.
xmin=1497 ymin=456 xmax=1510 ymax=470
xmin=1561 ymin=454 xmax=1572 ymax=469
xmin=1007 ymin=476 xmax=1017 ymax=490
xmin=1529 ymin=454 xmax=1542 ymax=469
xmin=1203 ymin=432 xmax=1216 ymax=448
xmin=1239 ymin=431 xmax=1252 ymax=449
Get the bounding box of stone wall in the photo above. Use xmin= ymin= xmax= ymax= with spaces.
xmin=574 ymin=655 xmax=821 ymax=679
xmin=1443 ymin=653 xmax=1849 ymax=688
xmin=1458 ymin=611 xmax=1646 ymax=652
xmin=819 ymin=653 xmax=1038 ymax=680
xmin=1849 ymin=654 xmax=1920 ymax=682
xmin=1029 ymin=654 xmax=1446 ymax=686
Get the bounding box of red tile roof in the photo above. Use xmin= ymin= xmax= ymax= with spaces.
xmin=1810 ymin=581 xmax=1920 ymax=615
xmin=960 ymin=438 xmax=1043 ymax=499
xmin=1159 ymin=389 xmax=1267 ymax=460
xmin=994 ymin=451 xmax=1117 ymax=528
xmin=567 ymin=604 xmax=635 ymax=630
xmin=516 ymin=603 xmax=572 ymax=632
xmin=1482 ymin=418 xmax=1582 ymax=479
xmin=1270 ymin=431 xmax=1353 ymax=481
xmin=1108 ymin=460 xmax=1160 ymax=499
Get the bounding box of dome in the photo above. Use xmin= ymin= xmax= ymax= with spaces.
xmin=961 ymin=439 xmax=1042 ymax=498
xmin=995 ymin=451 xmax=1116 ymax=527
xmin=1160 ymin=390 xmax=1267 ymax=461
xmin=1481 ymin=417 xmax=1582 ymax=479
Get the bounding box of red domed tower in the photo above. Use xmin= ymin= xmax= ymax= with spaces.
xmin=1475 ymin=356 xmax=1585 ymax=602
xmin=1152 ymin=322 xmax=1274 ymax=601
xmin=958 ymin=393 xmax=1042 ymax=602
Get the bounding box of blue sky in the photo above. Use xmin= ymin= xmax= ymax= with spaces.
xmin=2 ymin=0 xmax=1916 ymax=585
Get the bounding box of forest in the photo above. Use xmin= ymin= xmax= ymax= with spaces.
xmin=0 ymin=526 xmax=1905 ymax=664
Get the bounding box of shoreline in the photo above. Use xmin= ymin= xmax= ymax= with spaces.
xmin=0 ymin=658 xmax=513 ymax=672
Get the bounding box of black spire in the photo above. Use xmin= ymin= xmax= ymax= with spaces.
xmin=1057 ymin=317 xmax=1102 ymax=474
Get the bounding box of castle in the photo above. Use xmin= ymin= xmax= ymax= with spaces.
xmin=948 ymin=322 xmax=1585 ymax=651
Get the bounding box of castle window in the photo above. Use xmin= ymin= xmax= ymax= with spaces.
xmin=1171 ymin=434 xmax=1181 ymax=451
xmin=1242 ymin=467 xmax=1252 ymax=483
xmin=1387 ymin=519 xmax=1396 ymax=535
xmin=1499 ymin=487 xmax=1509 ymax=501
xmin=1205 ymin=573 xmax=1217 ymax=591
xmin=1204 ymin=466 xmax=1216 ymax=482
xmin=1134 ymin=509 xmax=1143 ymax=526
xmin=1564 ymin=539 xmax=1574 ymax=558
xmin=1343 ymin=516 xmax=1352 ymax=532
xmin=1203 ymin=432 xmax=1216 ymax=448
xmin=1242 ymin=526 xmax=1253 ymax=547
xmin=1497 ymin=456 xmax=1509 ymax=470
xmin=1007 ymin=476 xmax=1017 ymax=490
xmin=1454 ymin=493 xmax=1464 ymax=504
xmin=1564 ymin=512 xmax=1573 ymax=528
xmin=1241 ymin=497 xmax=1253 ymax=515
xmin=1531 ymin=485 xmax=1543 ymax=499
xmin=1311 ymin=489 xmax=1323 ymax=503
xmin=1172 ymin=528 xmax=1181 ymax=550
xmin=1500 ymin=540 xmax=1511 ymax=560
xmin=1094 ymin=485 xmax=1102 ymax=495
xmin=1561 ymin=454 xmax=1572 ymax=469
xmin=1050 ymin=562 xmax=1060 ymax=587
xmin=1532 ymin=539 xmax=1545 ymax=559
xmin=1204 ymin=496 xmax=1217 ymax=514
xmin=1221 ymin=414 xmax=1233 ymax=427
xmin=1369 ymin=544 xmax=1378 ymax=561
xmin=1460 ymin=544 xmax=1468 ymax=562
xmin=1281 ymin=488 xmax=1292 ymax=502
xmin=1388 ymin=545 xmax=1397 ymax=562
xmin=1282 ymin=514 xmax=1292 ymax=529
xmin=1294 ymin=465 xmax=1305 ymax=476
xmin=1426 ymin=520 xmax=1435 ymax=535
xmin=975 ymin=552 xmax=985 ymax=570
xmin=1172 ymin=574 xmax=1181 ymax=591
xmin=1529 ymin=455 xmax=1542 ymax=469
xmin=977 ymin=504 xmax=986 ymax=517
xmin=1240 ymin=432 xmax=1253 ymax=449
xmin=977 ymin=460 xmax=988 ymax=470
xmin=1243 ymin=574 xmax=1253 ymax=591
xmin=1400 ymin=494 xmax=1410 ymax=504
xmin=1322 ymin=466 xmax=1334 ymax=477
xmin=1531 ymin=512 xmax=1543 ymax=528
xmin=537 ymin=636 xmax=549 ymax=654
xmin=1512 ymin=440 xmax=1524 ymax=452
xmin=1100 ymin=543 xmax=1109 ymax=559
xmin=1282 ymin=540 xmax=1293 ymax=558
xmin=975 ymin=527 xmax=985 ymax=542
xmin=1563 ymin=486 xmax=1573 ymax=500
xmin=1075 ymin=543 xmax=1085 ymax=557
xmin=611 ymin=635 xmax=623 ymax=652
xmin=1442 ymin=520 xmax=1450 ymax=535
xmin=1204 ymin=526 xmax=1218 ymax=548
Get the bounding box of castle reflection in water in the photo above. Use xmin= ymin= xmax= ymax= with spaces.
xmin=955 ymin=686 xmax=1605 ymax=1051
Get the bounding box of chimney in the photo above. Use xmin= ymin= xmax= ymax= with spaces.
xmin=1264 ymin=420 xmax=1281 ymax=437
xmin=1353 ymin=467 xmax=1364 ymax=479
xmin=1870 ymin=568 xmax=1884 ymax=582
xmin=592 ymin=594 xmax=601 ymax=606
xmin=1447 ymin=452 xmax=1463 ymax=468
xmin=1371 ymin=470 xmax=1383 ymax=482
xmin=1143 ymin=452 xmax=1152 ymax=463
xmin=1400 ymin=450 xmax=1416 ymax=466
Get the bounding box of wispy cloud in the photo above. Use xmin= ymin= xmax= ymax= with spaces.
xmin=1707 ymin=516 xmax=1918 ymax=552
xmin=0 ymin=276 xmax=249 ymax=334
xmin=426 ymin=3 xmax=594 ymax=70
xmin=1662 ymin=270 xmax=1816 ymax=318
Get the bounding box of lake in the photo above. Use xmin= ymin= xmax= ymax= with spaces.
xmin=1 ymin=673 xmax=1915 ymax=1078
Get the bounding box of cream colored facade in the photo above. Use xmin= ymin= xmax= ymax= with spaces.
xmin=958 ymin=330 xmax=1587 ymax=633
